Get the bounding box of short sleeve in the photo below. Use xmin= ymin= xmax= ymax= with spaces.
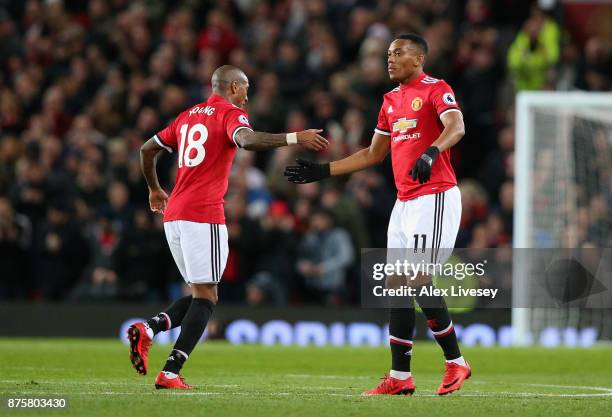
xmin=430 ymin=81 xmax=461 ymax=120
xmin=374 ymin=100 xmax=391 ymax=136
xmin=224 ymin=107 xmax=253 ymax=148
xmin=154 ymin=117 xmax=179 ymax=153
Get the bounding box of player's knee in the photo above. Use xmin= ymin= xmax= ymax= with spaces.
xmin=408 ymin=273 xmax=432 ymax=287
xmin=191 ymin=283 xmax=218 ymax=304
xmin=386 ymin=273 xmax=432 ymax=289
xmin=385 ymin=274 xmax=408 ymax=289
xmin=206 ymin=293 xmax=218 ymax=305
xmin=195 ymin=293 xmax=218 ymax=305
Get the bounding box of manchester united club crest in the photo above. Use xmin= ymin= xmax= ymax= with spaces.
xmin=411 ymin=97 xmax=423 ymax=111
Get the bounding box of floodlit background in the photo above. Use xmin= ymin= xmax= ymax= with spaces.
xmin=0 ymin=0 xmax=611 ymax=347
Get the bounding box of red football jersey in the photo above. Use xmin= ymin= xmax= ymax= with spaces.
xmin=375 ymin=72 xmax=461 ymax=201
xmin=154 ymin=94 xmax=252 ymax=224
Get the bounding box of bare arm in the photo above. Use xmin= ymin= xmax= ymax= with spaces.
xmin=329 ymin=133 xmax=390 ymax=176
xmin=284 ymin=132 xmax=389 ymax=184
xmin=431 ymin=111 xmax=465 ymax=152
xmin=140 ymin=138 xmax=164 ymax=190
xmin=140 ymin=138 xmax=169 ymax=213
xmin=235 ymin=128 xmax=328 ymax=151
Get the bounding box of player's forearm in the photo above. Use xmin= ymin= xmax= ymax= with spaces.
xmin=140 ymin=146 xmax=163 ymax=191
xmin=330 ymin=148 xmax=382 ymax=176
xmin=431 ymin=121 xmax=465 ymax=153
xmin=239 ymin=131 xmax=289 ymax=151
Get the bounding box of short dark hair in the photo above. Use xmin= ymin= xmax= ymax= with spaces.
xmin=395 ymin=33 xmax=428 ymax=55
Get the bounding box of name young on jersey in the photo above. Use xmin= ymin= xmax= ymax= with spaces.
xmin=189 ymin=105 xmax=216 ymax=116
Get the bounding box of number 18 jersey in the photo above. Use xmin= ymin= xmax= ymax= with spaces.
xmin=154 ymin=94 xmax=252 ymax=224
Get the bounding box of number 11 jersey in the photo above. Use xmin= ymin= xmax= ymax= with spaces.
xmin=153 ymin=94 xmax=252 ymax=224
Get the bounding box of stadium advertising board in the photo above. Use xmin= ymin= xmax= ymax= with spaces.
xmin=1 ymin=303 xmax=598 ymax=347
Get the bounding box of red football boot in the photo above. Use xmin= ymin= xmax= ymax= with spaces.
xmin=437 ymin=361 xmax=471 ymax=395
xmin=127 ymin=322 xmax=153 ymax=375
xmin=154 ymin=372 xmax=193 ymax=390
xmin=363 ymin=374 xmax=416 ymax=396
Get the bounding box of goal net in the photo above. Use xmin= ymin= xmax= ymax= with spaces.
xmin=513 ymin=92 xmax=612 ymax=345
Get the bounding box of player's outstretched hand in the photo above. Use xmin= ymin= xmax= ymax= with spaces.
xmin=284 ymin=159 xmax=330 ymax=184
xmin=410 ymin=146 xmax=440 ymax=184
xmin=296 ymin=129 xmax=329 ymax=151
xmin=149 ymin=188 xmax=168 ymax=214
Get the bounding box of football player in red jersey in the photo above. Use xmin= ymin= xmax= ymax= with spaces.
xmin=285 ymin=34 xmax=470 ymax=396
xmin=127 ymin=65 xmax=328 ymax=389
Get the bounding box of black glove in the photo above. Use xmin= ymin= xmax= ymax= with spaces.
xmin=284 ymin=159 xmax=330 ymax=184
xmin=410 ymin=146 xmax=440 ymax=184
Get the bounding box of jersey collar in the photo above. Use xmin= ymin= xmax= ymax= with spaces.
xmin=208 ymin=93 xmax=225 ymax=103
xmin=399 ymin=72 xmax=427 ymax=90
xmin=209 ymin=93 xmax=241 ymax=108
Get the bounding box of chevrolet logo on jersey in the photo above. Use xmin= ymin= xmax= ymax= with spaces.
xmin=392 ymin=118 xmax=418 ymax=133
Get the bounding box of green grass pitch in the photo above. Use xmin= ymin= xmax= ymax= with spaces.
xmin=1 ymin=338 xmax=611 ymax=417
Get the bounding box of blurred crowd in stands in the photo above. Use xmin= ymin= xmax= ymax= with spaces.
xmin=0 ymin=0 xmax=611 ymax=305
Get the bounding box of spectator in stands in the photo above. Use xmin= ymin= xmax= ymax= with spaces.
xmin=346 ymin=170 xmax=395 ymax=248
xmin=0 ymin=197 xmax=31 ymax=299
xmin=0 ymin=0 xmax=607 ymax=304
xmin=71 ymin=213 xmax=118 ymax=301
xmin=10 ymin=156 xmax=49 ymax=228
xmin=249 ymin=72 xmax=286 ymax=134
xmin=222 ymin=191 xmax=261 ymax=302
xmin=246 ymin=271 xmax=287 ymax=306
xmin=457 ymin=180 xmax=490 ymax=248
xmin=114 ymin=209 xmax=168 ymax=301
xmin=508 ymin=6 xmax=560 ymax=91
xmin=297 ymin=207 xmax=354 ymax=305
xmin=319 ymin=184 xmax=369 ymax=251
xmin=252 ymin=200 xmax=298 ymax=302
xmin=576 ymin=36 xmax=612 ymax=91
xmin=37 ymin=200 xmax=89 ymax=300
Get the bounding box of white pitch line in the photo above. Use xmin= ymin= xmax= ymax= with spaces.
xmin=0 ymin=380 xmax=239 ymax=388
xmin=285 ymin=374 xmax=371 ymax=380
xmin=3 ymin=377 xmax=612 ymax=399
xmin=528 ymin=383 xmax=612 ymax=393
xmin=2 ymin=390 xmax=611 ymax=398
xmin=3 ymin=366 xmax=67 ymax=372
xmin=284 ymin=374 xmax=612 ymax=397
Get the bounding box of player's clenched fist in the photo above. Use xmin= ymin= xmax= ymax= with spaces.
xmin=410 ymin=146 xmax=439 ymax=184
xmin=296 ymin=129 xmax=329 ymax=151
xmin=148 ymin=188 xmax=168 ymax=214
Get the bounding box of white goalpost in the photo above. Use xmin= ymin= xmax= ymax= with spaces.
xmin=513 ymin=91 xmax=612 ymax=346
